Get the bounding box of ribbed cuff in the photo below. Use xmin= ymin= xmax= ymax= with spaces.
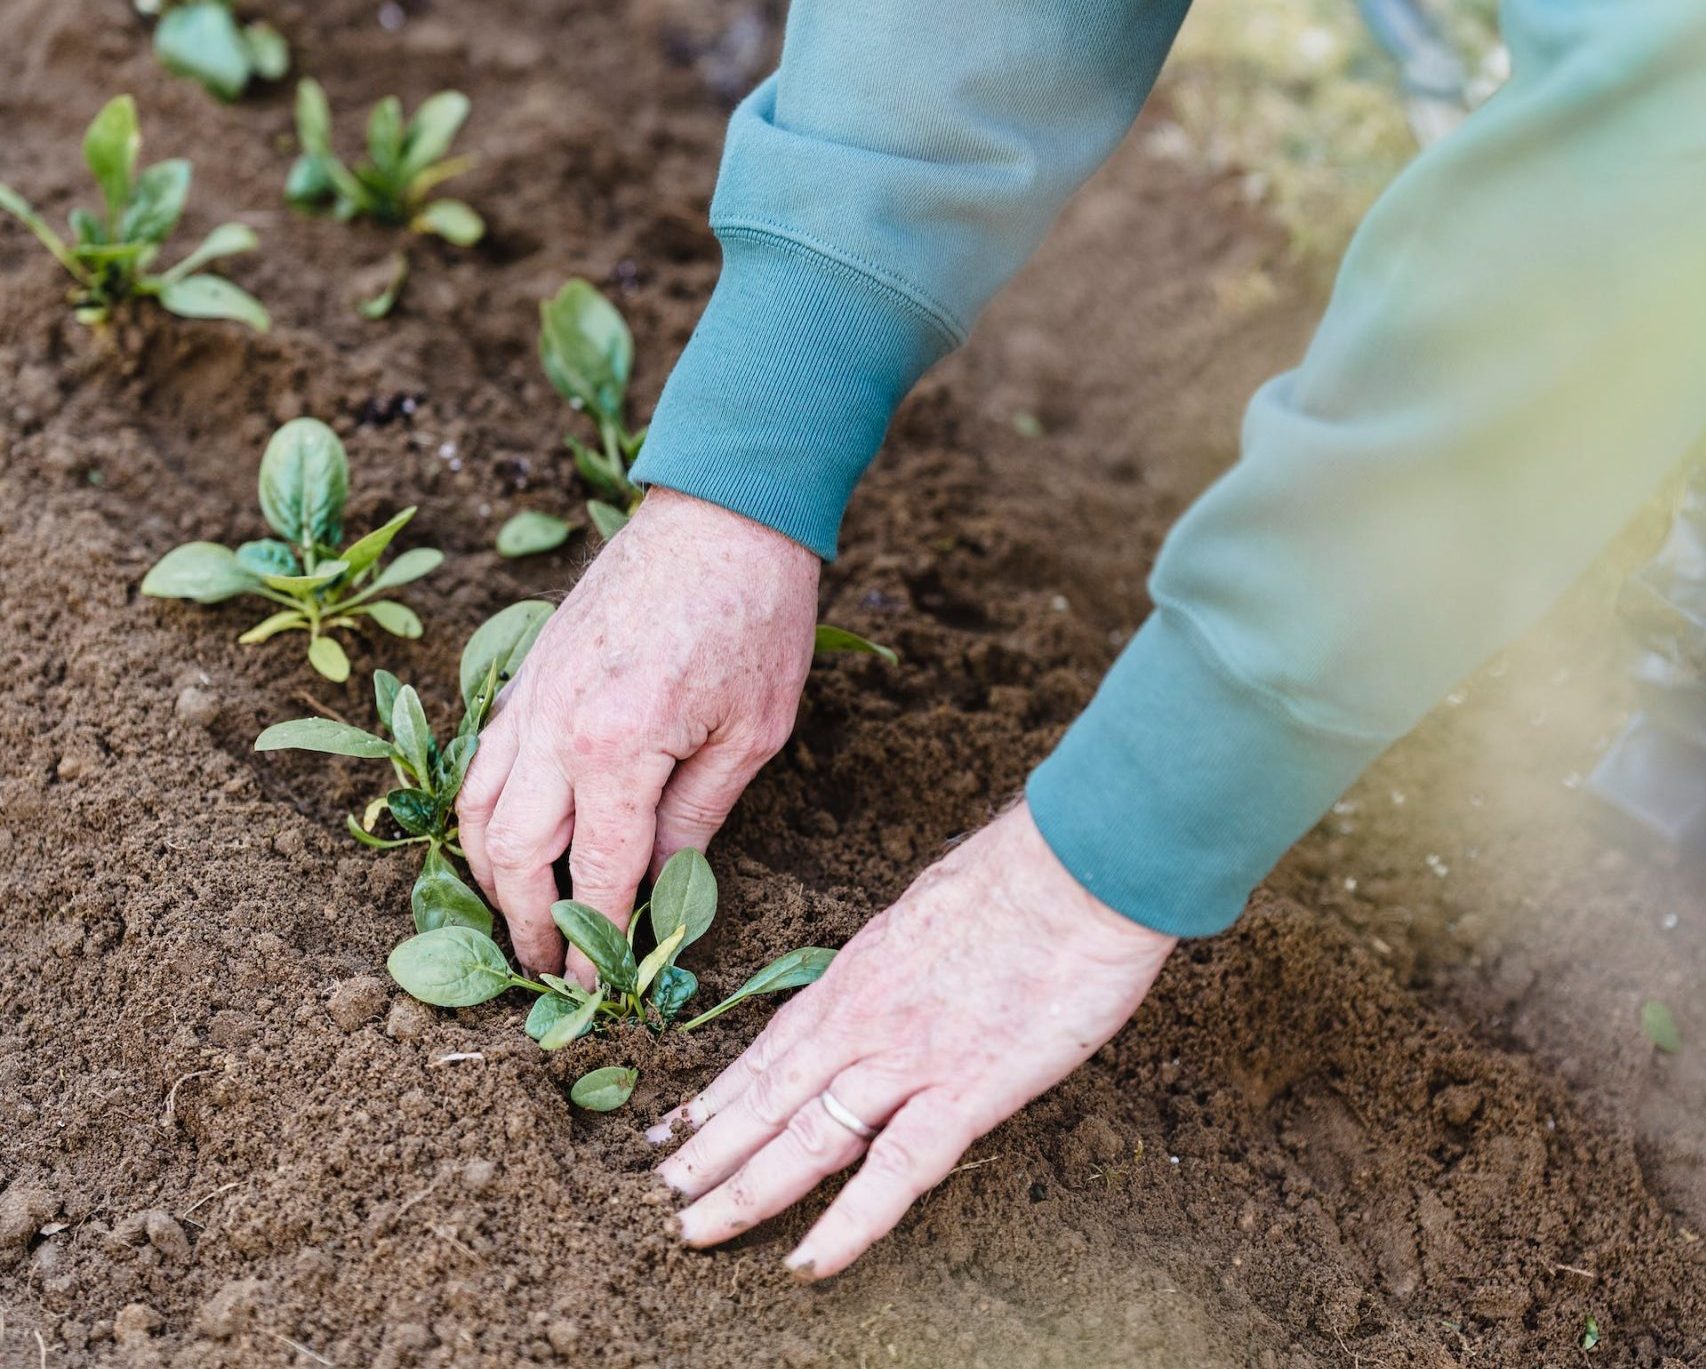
xmin=629 ymin=228 xmax=956 ymax=561
xmin=1026 ymin=608 xmax=1388 ymax=938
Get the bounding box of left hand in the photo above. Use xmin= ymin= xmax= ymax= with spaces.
xmin=650 ymin=801 xmax=1178 ymax=1279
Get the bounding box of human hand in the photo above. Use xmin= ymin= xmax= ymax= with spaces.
xmin=457 ymin=487 xmax=820 ymax=978
xmin=650 ymin=801 xmax=1178 ymax=1278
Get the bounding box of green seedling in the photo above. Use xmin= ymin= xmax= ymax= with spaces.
xmin=814 ymin=624 xmax=899 ymax=666
xmin=496 ymin=510 xmax=578 ymax=558
xmin=286 ymin=78 xmax=484 ymax=247
xmin=254 ymin=601 xmax=551 ymax=875
xmin=0 ymin=95 xmax=268 ymax=329
xmin=540 ymin=278 xmax=645 ymax=534
xmin=386 ymin=848 xmax=835 ymax=1108
xmin=136 ymin=0 xmax=288 ymax=101
xmin=142 ymin=418 xmax=442 ymax=681
xmin=1641 ymin=998 xmax=1682 ymax=1054
xmin=1581 ymin=1315 xmax=1601 ymax=1351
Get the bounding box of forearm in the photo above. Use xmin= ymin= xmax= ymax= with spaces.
xmin=1031 ymin=0 xmax=1706 ymax=934
xmin=631 ymin=0 xmax=1192 ymax=559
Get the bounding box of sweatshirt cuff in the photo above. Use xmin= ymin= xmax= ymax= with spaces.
xmin=629 ymin=228 xmax=957 ymax=561
xmin=1026 ymin=608 xmax=1388 ymax=938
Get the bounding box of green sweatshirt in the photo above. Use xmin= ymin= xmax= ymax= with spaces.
xmin=630 ymin=0 xmax=1706 ymax=937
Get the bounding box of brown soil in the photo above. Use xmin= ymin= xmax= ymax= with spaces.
xmin=1 ymin=1 xmax=1701 ymax=1366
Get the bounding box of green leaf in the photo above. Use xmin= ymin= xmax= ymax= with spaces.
xmin=635 ymin=925 xmax=686 ymax=997
xmin=651 ymin=965 xmax=698 ymax=1022
xmin=284 ymin=152 xmax=334 ymax=208
xmin=550 ymin=900 xmax=637 ymax=993
xmin=410 ymin=198 xmax=483 ymax=246
xmin=366 ymin=96 xmax=405 ymax=176
xmin=158 ymin=222 xmax=258 ymax=284
xmin=387 ymin=787 xmax=439 ymax=837
xmin=390 ymin=684 xmax=433 ymax=781
xmin=308 ymin=634 xmax=350 ymax=682
xmin=411 ymin=847 xmax=492 ymax=934
xmin=294 ymin=77 xmax=333 ymax=157
xmin=1581 ymin=1316 xmax=1600 ymax=1351
xmin=358 ymin=249 xmax=409 ymax=320
xmin=338 ymin=506 xmax=416 ymax=577
xmin=83 ymin=96 xmax=140 ymax=231
xmin=119 ymin=159 xmax=190 ymax=244
xmin=141 ymin=541 xmax=258 ymax=603
xmin=400 ymin=90 xmax=471 ymax=180
xmin=259 ymin=558 xmax=348 ymax=593
xmin=157 ymin=274 xmax=270 ymax=332
xmin=258 ymin=417 xmax=349 ymax=547
xmin=814 ymin=624 xmax=899 ymax=666
xmin=569 ymin=437 xmax=630 ymax=503
xmin=526 ymin=989 xmax=593 ymax=1046
xmin=648 ymin=848 xmax=717 ymax=964
xmin=373 ymin=669 xmax=401 ymax=731
xmin=587 ymin=500 xmax=629 ymax=540
xmin=0 ymin=183 xmax=83 ymax=279
xmin=678 ymin=947 xmax=835 ymax=1032
xmin=234 ymin=538 xmax=300 ymax=578
xmin=387 ymin=925 xmax=512 ymax=1007
xmin=434 ymin=733 xmax=476 ymax=800
xmin=253 ymin=717 xmax=393 ymax=757
xmin=237 ymin=608 xmax=307 ymax=643
xmin=539 ymin=988 xmax=603 ymax=1052
xmin=361 ymin=547 xmax=443 ymax=595
xmin=365 ymin=600 xmax=422 ymax=638
xmin=154 ymin=2 xmax=253 ymax=101
xmin=496 ymin=510 xmax=574 ymax=558
xmin=570 ymin=1065 xmax=637 ymax=1112
xmin=1642 ymin=999 xmax=1682 ymax=1054
xmin=458 ymin=600 xmax=551 ymax=708
xmin=539 ymin=277 xmax=631 ymax=423
xmin=241 ymin=21 xmax=289 ymax=81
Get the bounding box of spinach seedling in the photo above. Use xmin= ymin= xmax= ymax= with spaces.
xmin=540 ymin=278 xmax=646 ymax=535
xmin=142 ymin=418 xmax=442 ymax=681
xmin=136 ymin=0 xmax=288 ymax=101
xmin=254 ymin=601 xmax=551 ymax=890
xmin=0 ymin=95 xmax=268 ymax=329
xmin=286 ymin=78 xmax=484 ymax=247
xmin=385 ymin=848 xmax=835 ymax=1108
xmin=814 ymin=624 xmax=898 ymax=666
xmin=496 ymin=509 xmax=578 ymax=558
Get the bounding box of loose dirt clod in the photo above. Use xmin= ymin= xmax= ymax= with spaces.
xmin=327 ymin=975 xmax=388 ymax=1031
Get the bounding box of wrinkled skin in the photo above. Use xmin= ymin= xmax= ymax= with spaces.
xmin=458 ymin=488 xmax=1177 ymax=1275
xmin=457 ymin=487 xmax=819 ymax=978
xmin=652 ymin=801 xmax=1177 ymax=1278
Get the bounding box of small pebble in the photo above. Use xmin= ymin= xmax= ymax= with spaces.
xmin=546 ymin=1320 xmax=581 ymax=1354
xmin=386 ymin=998 xmax=436 ymax=1041
xmin=327 ymin=977 xmax=388 ymax=1032
xmin=114 ymin=1303 xmax=161 ymax=1344
xmin=174 ymin=686 xmax=220 ymax=728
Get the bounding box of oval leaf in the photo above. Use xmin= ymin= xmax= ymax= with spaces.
xmin=120 ymin=158 xmax=191 ymax=244
xmin=154 ymin=2 xmax=252 ymax=101
xmin=83 ymin=96 xmax=139 ymax=227
xmin=1642 ymin=998 xmax=1682 ymax=1054
xmin=365 ymin=546 xmax=442 ymax=594
xmin=234 ymin=538 xmax=300 ymax=578
xmin=411 ymin=847 xmax=492 ymax=934
xmin=340 ymin=506 xmax=416 ymax=576
xmin=307 ymin=634 xmax=350 ymax=682
xmin=400 ymin=90 xmax=470 ymax=179
xmin=387 ymin=787 xmax=440 ymax=837
xmin=157 ymin=274 xmax=270 ymax=332
xmin=526 ymin=989 xmax=594 ymax=1046
xmin=389 ymin=684 xmax=432 ymax=781
xmin=459 ymin=600 xmax=551 ymax=708
xmin=539 ymin=278 xmax=631 ymax=421
xmin=569 ymin=1065 xmax=637 ymax=1112
xmin=648 ymin=848 xmax=716 ymax=961
xmin=254 ymin=717 xmax=393 ymax=758
xmin=387 ymin=925 xmax=512 ymax=1007
xmin=650 ymin=964 xmax=698 ymax=1022
xmin=538 ymin=988 xmax=603 ymax=1052
xmin=160 ymin=222 xmax=258 ymax=285
xmin=814 ymin=624 xmax=898 ymax=666
xmin=373 ymin=669 xmax=402 ymax=732
xmin=496 ymin=510 xmax=573 ymax=558
xmin=141 ymin=541 xmax=257 ymax=603
xmin=433 ymin=733 xmax=476 ymax=800
xmin=586 ymin=499 xmax=629 ymax=540
xmin=241 ymin=20 xmax=289 ymax=80
xmin=411 ymin=199 xmax=483 ymax=246
xmin=678 ymin=947 xmax=835 ymax=1031
xmin=550 ymin=900 xmax=636 ymax=993
xmin=365 ymin=600 xmax=422 ymax=638
xmin=258 ymin=417 xmax=349 ymax=547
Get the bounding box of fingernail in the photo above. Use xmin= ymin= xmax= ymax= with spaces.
xmin=784 ymin=1250 xmax=816 ymax=1282
xmin=644 ymin=1118 xmax=677 ymax=1146
xmin=655 ymin=1158 xmax=688 ymax=1192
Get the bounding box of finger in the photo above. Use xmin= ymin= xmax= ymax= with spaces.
xmin=676 ymin=1060 xmax=911 ymax=1248
xmin=566 ymin=759 xmax=674 ymax=935
xmin=456 ymin=709 xmax=519 ymax=899
xmin=655 ymin=1031 xmax=852 ymax=1199
xmin=645 ymin=985 xmax=825 ymax=1146
xmin=650 ymin=736 xmax=767 ymax=876
xmin=487 ymin=755 xmax=574 ymax=975
xmin=785 ymin=1091 xmax=972 ymax=1281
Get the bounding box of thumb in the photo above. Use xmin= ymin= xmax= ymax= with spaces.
xmin=651 ymin=738 xmax=767 ymax=875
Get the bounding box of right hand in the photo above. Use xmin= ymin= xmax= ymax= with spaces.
xmin=457 ymin=487 xmax=820 ymax=978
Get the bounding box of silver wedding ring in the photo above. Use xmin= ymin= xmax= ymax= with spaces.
xmin=820 ymin=1089 xmax=879 ymax=1140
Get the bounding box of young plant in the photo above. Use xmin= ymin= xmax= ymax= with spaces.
xmin=814 ymin=624 xmax=898 ymax=665
xmin=142 ymin=418 xmax=442 ymax=681
xmin=539 ymin=278 xmax=645 ymax=536
xmin=136 ymin=0 xmax=289 ymax=101
xmin=387 ymin=848 xmax=835 ymax=1109
xmin=254 ymin=601 xmax=551 ymax=877
xmin=0 ymin=95 xmax=268 ymax=329
xmin=286 ymin=79 xmax=484 ymax=247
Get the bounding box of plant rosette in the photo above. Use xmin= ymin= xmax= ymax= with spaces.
xmin=139 ymin=0 xmax=289 ymax=101
xmin=141 ymin=418 xmax=442 ymax=681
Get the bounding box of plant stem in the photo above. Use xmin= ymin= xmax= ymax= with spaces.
xmin=508 ymin=975 xmax=552 ymax=996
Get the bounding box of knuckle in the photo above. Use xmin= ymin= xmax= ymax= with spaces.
xmin=744 ymin=1069 xmax=795 ymax=1131
xmin=783 ymin=1105 xmax=840 ymax=1161
xmin=660 ymin=787 xmax=728 ymax=833
xmin=484 ymin=825 xmax=535 ymax=871
xmin=568 ymin=842 xmax=634 ymax=891
xmin=864 ymin=1132 xmax=922 ymax=1182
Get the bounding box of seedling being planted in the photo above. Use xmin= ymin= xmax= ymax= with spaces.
xmin=254 ymin=601 xmax=551 ymax=878
xmin=136 ymin=0 xmax=289 ymax=101
xmin=142 ymin=418 xmax=442 ymax=681
xmin=286 ymin=78 xmax=484 ymax=247
xmin=387 ymin=848 xmax=835 ymax=1110
xmin=0 ymin=95 xmax=268 ymax=329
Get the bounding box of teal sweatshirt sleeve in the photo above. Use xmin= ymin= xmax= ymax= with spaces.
xmin=638 ymin=0 xmax=1706 ymax=937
